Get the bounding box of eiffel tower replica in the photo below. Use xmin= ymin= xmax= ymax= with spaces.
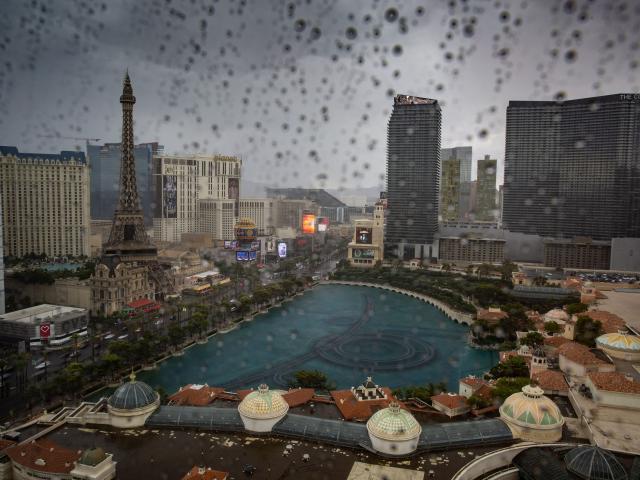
xmin=103 ymin=72 xmax=158 ymax=261
xmin=98 ymin=72 xmax=173 ymax=298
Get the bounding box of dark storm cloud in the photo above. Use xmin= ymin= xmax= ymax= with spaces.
xmin=1 ymin=0 xmax=639 ymax=189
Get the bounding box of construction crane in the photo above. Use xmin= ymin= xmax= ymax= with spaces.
xmin=36 ymin=134 xmax=101 ymax=149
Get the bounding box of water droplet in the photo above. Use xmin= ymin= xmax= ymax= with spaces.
xmin=392 ymin=45 xmax=403 ymax=56
xmin=345 ymin=26 xmax=357 ymax=40
xmin=294 ymin=19 xmax=306 ymax=32
xmin=385 ymin=7 xmax=398 ymax=22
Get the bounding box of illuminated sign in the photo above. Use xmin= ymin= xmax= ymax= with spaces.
xmin=353 ymin=248 xmax=375 ymax=259
xmin=278 ymin=242 xmax=287 ymax=258
xmin=317 ymin=217 xmax=329 ymax=232
xmin=356 ymin=227 xmax=372 ymax=244
xmin=236 ymin=250 xmax=249 ymax=261
xmin=249 ymin=250 xmax=258 ymax=261
xmin=224 ymin=240 xmax=232 ymax=249
xmin=39 ymin=323 xmax=51 ymax=339
xmin=302 ymin=213 xmax=316 ymax=234
xmin=163 ymin=175 xmax=178 ymax=218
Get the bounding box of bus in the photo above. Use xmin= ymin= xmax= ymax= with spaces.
xmin=183 ymin=284 xmax=212 ymax=296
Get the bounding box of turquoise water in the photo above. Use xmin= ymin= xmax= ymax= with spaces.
xmin=42 ymin=262 xmax=82 ymax=271
xmin=138 ymin=285 xmax=497 ymax=393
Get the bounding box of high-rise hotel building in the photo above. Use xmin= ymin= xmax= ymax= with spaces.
xmin=475 ymin=155 xmax=498 ymax=221
xmin=503 ymin=94 xmax=640 ymax=240
xmin=0 ymin=146 xmax=90 ymax=257
xmin=440 ymin=146 xmax=472 ymax=221
xmin=153 ymin=154 xmax=242 ymax=243
xmin=385 ymin=95 xmax=441 ymax=260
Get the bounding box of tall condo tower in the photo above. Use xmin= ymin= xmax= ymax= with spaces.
xmin=385 ymin=94 xmax=441 ymax=260
xmin=503 ymin=94 xmax=640 ymax=240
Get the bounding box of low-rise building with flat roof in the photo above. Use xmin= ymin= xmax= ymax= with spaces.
xmin=0 ymin=303 xmax=89 ymax=347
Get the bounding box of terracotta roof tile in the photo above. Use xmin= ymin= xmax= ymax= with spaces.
xmin=544 ymin=336 xmax=571 ymax=348
xmin=0 ymin=439 xmax=15 ymax=452
xmin=532 ymin=370 xmax=568 ymax=393
xmin=168 ymin=384 xmax=225 ymax=406
xmin=182 ymin=466 xmax=229 ymax=480
xmin=583 ymin=310 xmax=626 ymax=334
xmin=431 ymin=393 xmax=468 ymax=410
xmin=558 ymin=341 xmax=609 ymax=366
xmin=459 ymin=377 xmax=487 ymax=389
xmin=330 ymin=387 xmax=399 ymax=421
xmin=476 ymin=308 xmax=508 ymax=324
xmin=281 ymin=388 xmax=314 ymax=407
xmin=588 ymin=372 xmax=640 ymax=394
xmin=474 ymin=384 xmax=494 ymax=401
xmin=6 ymin=439 xmax=80 ymax=475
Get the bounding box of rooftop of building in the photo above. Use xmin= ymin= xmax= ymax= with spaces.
xmin=558 ymin=341 xmax=611 ymax=366
xmin=0 ymin=304 xmax=86 ymax=324
xmin=394 ymin=94 xmax=438 ymax=105
xmin=532 ymin=369 xmax=569 ymax=393
xmin=476 ymin=308 xmax=509 ymax=323
xmin=266 ymin=187 xmax=346 ymax=207
xmin=169 ymin=384 xmax=226 ymax=407
xmin=330 ymin=386 xmax=398 ymax=421
xmin=588 ymin=371 xmax=640 ymax=394
xmin=181 ymin=465 xmax=229 ymax=480
xmin=544 ymin=335 xmax=572 ymax=348
xmin=431 ymin=393 xmax=468 ymax=410
xmin=582 ymin=310 xmax=627 ymax=334
xmin=5 ymin=439 xmax=81 ymax=475
xmin=0 ymin=146 xmax=86 ymax=164
xmin=508 ymin=93 xmax=639 ymax=107
xmin=42 ymin=424 xmax=507 ymax=480
xmin=460 ymin=376 xmax=488 ymax=389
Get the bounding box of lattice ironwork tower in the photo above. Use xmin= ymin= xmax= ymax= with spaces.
xmin=104 ymin=72 xmax=158 ymax=261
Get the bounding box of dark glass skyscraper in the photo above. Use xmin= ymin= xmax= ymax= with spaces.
xmin=385 ymin=95 xmax=441 ymax=259
xmin=503 ymin=94 xmax=640 ymax=241
xmin=88 ymin=142 xmax=162 ymax=224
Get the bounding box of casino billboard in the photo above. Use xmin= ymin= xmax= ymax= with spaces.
xmin=355 ymin=226 xmax=372 ymax=244
xmin=302 ymin=212 xmax=316 ymax=234
xmin=278 ymin=242 xmax=287 ymax=258
xmin=352 ymin=248 xmax=375 ymax=259
xmin=163 ymin=175 xmax=178 ymax=218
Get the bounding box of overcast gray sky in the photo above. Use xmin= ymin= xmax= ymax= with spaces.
xmin=1 ymin=0 xmax=639 ymax=191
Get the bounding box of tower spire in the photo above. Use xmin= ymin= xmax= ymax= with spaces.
xmin=104 ymin=71 xmax=157 ymax=260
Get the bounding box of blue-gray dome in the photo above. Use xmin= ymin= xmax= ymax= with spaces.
xmin=564 ymin=446 xmax=628 ymax=480
xmin=108 ymin=375 xmax=157 ymax=410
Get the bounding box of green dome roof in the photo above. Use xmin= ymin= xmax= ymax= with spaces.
xmin=366 ymin=402 xmax=421 ymax=441
xmin=238 ymin=384 xmax=289 ymax=419
xmin=500 ymin=385 xmax=563 ymax=428
xmin=79 ymin=447 xmax=107 ymax=466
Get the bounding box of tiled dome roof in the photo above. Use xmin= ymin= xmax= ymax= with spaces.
xmin=544 ymin=308 xmax=569 ymax=322
xmin=596 ymin=333 xmax=640 ymax=352
xmin=79 ymin=447 xmax=107 ymax=466
xmin=500 ymin=385 xmax=563 ymax=428
xmin=366 ymin=402 xmax=422 ymax=442
xmin=564 ymin=446 xmax=628 ymax=480
xmin=108 ymin=373 xmax=158 ymax=410
xmin=238 ymin=384 xmax=289 ymax=419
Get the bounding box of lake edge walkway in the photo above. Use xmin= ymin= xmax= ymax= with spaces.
xmin=321 ymin=280 xmax=475 ymax=326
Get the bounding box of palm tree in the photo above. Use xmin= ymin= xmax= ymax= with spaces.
xmin=71 ymin=333 xmax=79 ymax=359
xmin=0 ymin=356 xmax=9 ymax=398
xmin=12 ymin=352 xmax=30 ymax=393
